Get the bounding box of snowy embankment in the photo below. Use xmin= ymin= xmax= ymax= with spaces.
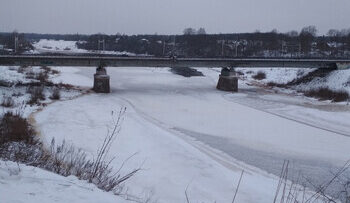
xmin=237 ymin=67 xmax=350 ymax=97
xmin=31 ymin=39 xmax=135 ymax=55
xmin=295 ymin=69 xmax=350 ymax=95
xmin=0 ymin=160 xmax=124 ymax=203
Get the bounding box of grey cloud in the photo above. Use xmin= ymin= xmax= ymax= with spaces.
xmin=0 ymin=0 xmax=349 ymax=35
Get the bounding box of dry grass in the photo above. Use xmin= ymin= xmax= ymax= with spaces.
xmin=17 ymin=66 xmax=27 ymax=74
xmin=27 ymin=86 xmax=45 ymax=105
xmin=25 ymin=67 xmax=51 ymax=84
xmin=252 ymin=71 xmax=266 ymax=80
xmin=0 ymin=111 xmax=37 ymax=145
xmin=36 ymin=72 xmax=49 ymax=83
xmin=267 ymin=82 xmax=288 ymax=88
xmin=49 ymin=88 xmax=61 ymax=100
xmin=305 ymin=88 xmax=349 ymax=102
xmin=1 ymin=96 xmax=15 ymax=107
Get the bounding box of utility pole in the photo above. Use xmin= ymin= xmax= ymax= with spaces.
xmin=235 ymin=42 xmax=238 ymax=57
xmin=162 ymin=40 xmax=166 ymax=56
xmin=98 ymin=39 xmax=105 ymax=52
xmin=221 ymin=40 xmax=225 ymax=57
xmin=14 ymin=36 xmax=18 ymax=54
xmin=173 ymin=35 xmax=176 ymax=56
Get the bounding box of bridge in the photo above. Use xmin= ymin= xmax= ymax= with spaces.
xmin=1 ymin=55 xmax=350 ymax=93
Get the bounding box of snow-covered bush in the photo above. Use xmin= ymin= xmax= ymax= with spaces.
xmin=27 ymin=86 xmax=45 ymax=105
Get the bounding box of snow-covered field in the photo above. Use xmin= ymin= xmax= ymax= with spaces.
xmin=29 ymin=65 xmax=350 ymax=202
xmin=31 ymin=39 xmax=135 ymax=55
xmin=32 ymin=40 xmax=87 ymax=54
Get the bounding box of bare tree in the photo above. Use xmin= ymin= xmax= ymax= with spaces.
xmin=299 ymin=25 xmax=318 ymax=54
xmin=271 ymin=29 xmax=278 ymax=34
xmin=286 ymin=30 xmax=299 ymax=37
xmin=197 ymin=28 xmax=206 ymax=35
xmin=183 ymin=28 xmax=197 ymax=35
xmin=301 ymin=26 xmax=318 ymax=37
xmin=340 ymin=28 xmax=350 ymax=37
xmin=327 ymin=29 xmax=340 ymax=37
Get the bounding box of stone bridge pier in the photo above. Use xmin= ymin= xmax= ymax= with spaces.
xmin=93 ymin=65 xmax=110 ymax=93
xmin=93 ymin=66 xmax=239 ymax=93
xmin=216 ymin=67 xmax=238 ymax=92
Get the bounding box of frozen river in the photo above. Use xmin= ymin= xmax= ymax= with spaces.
xmin=36 ymin=66 xmax=350 ymax=202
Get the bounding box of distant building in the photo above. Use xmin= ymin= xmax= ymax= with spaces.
xmin=281 ymin=41 xmax=301 ymax=54
xmin=0 ymin=45 xmax=4 ymax=50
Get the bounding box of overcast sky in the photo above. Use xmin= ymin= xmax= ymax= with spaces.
xmin=1 ymin=0 xmax=349 ymax=35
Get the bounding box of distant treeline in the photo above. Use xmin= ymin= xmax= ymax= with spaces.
xmin=0 ymin=32 xmax=90 ymax=41
xmin=1 ymin=26 xmax=350 ymax=57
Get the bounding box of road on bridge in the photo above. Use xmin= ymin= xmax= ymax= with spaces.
xmin=1 ymin=55 xmax=350 ymax=68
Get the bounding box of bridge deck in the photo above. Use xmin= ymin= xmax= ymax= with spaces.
xmin=1 ymin=55 xmax=350 ymax=68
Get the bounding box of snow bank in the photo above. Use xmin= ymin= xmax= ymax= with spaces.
xmin=295 ymin=69 xmax=350 ymax=95
xmin=240 ymin=67 xmax=350 ymax=101
xmin=237 ymin=68 xmax=316 ymax=84
xmin=0 ymin=161 xmax=124 ymax=203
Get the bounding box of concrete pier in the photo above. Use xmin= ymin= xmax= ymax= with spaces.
xmin=93 ymin=66 xmax=110 ymax=93
xmin=216 ymin=68 xmax=238 ymax=92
